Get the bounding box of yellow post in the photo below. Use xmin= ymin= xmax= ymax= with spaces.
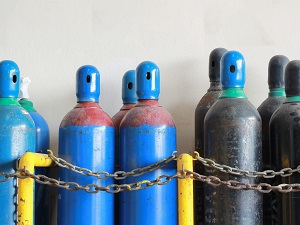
xmin=177 ymin=153 xmax=194 ymax=225
xmin=18 ymin=151 xmax=54 ymax=225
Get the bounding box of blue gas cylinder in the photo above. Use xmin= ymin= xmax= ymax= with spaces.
xmin=19 ymin=77 xmax=50 ymax=225
xmin=58 ymin=65 xmax=115 ymax=225
xmin=112 ymin=70 xmax=137 ymax=170
xmin=0 ymin=60 xmax=35 ymax=224
xmin=112 ymin=70 xmax=136 ymax=225
xmin=204 ymin=51 xmax=262 ymax=225
xmin=120 ymin=61 xmax=177 ymax=225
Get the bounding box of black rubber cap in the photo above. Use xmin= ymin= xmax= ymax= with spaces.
xmin=209 ymin=48 xmax=228 ymax=82
xmin=268 ymin=55 xmax=289 ymax=89
xmin=285 ymin=60 xmax=300 ymax=97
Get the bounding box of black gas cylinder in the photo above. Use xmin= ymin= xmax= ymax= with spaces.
xmin=194 ymin=47 xmax=227 ymax=225
xmin=257 ymin=55 xmax=289 ymax=225
xmin=204 ymin=50 xmax=262 ymax=225
xmin=270 ymin=60 xmax=300 ymax=225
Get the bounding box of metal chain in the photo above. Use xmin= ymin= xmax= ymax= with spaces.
xmin=180 ymin=169 xmax=300 ymax=194
xmin=1 ymin=165 xmax=300 ymax=194
xmin=48 ymin=150 xmax=177 ymax=180
xmin=1 ymin=151 xmax=300 ymax=194
xmin=21 ymin=169 xmax=179 ymax=194
xmin=194 ymin=152 xmax=300 ymax=178
xmin=0 ymin=171 xmax=25 ymax=183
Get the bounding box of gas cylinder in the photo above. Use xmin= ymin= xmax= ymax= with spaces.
xmin=111 ymin=70 xmax=136 ymax=225
xmin=120 ymin=61 xmax=177 ymax=225
xmin=194 ymin=47 xmax=227 ymax=225
xmin=0 ymin=60 xmax=35 ymax=224
xmin=257 ymin=55 xmax=289 ymax=225
xmin=204 ymin=51 xmax=262 ymax=225
xmin=19 ymin=77 xmax=50 ymax=225
xmin=270 ymin=60 xmax=300 ymax=225
xmin=112 ymin=70 xmax=136 ymax=170
xmin=58 ymin=65 xmax=114 ymax=225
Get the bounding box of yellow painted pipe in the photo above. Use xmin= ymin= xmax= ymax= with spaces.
xmin=18 ymin=151 xmax=54 ymax=225
xmin=177 ymin=153 xmax=194 ymax=225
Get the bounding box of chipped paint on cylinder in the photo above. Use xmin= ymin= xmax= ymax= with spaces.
xmin=270 ymin=60 xmax=300 ymax=225
xmin=0 ymin=60 xmax=35 ymax=224
xmin=257 ymin=55 xmax=289 ymax=225
xmin=58 ymin=65 xmax=114 ymax=225
xmin=194 ymin=48 xmax=227 ymax=225
xmin=204 ymin=51 xmax=262 ymax=225
xmin=120 ymin=61 xmax=177 ymax=225
xmin=112 ymin=104 xmax=136 ymax=131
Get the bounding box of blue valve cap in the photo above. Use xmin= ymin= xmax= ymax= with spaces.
xmin=0 ymin=60 xmax=20 ymax=98
xmin=221 ymin=51 xmax=245 ymax=88
xmin=136 ymin=61 xmax=160 ymax=100
xmin=76 ymin=65 xmax=100 ymax=102
xmin=122 ymin=70 xmax=137 ymax=104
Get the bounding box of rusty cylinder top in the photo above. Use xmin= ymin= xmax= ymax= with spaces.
xmin=76 ymin=65 xmax=100 ymax=103
xmin=136 ymin=61 xmax=160 ymax=100
xmin=268 ymin=55 xmax=289 ymax=89
xmin=209 ymin=48 xmax=228 ymax=82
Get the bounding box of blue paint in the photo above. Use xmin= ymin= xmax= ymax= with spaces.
xmin=58 ymin=65 xmax=114 ymax=225
xmin=120 ymin=61 xmax=177 ymax=225
xmin=0 ymin=60 xmax=35 ymax=224
xmin=76 ymin=65 xmax=100 ymax=102
xmin=0 ymin=60 xmax=20 ymax=98
xmin=0 ymin=102 xmax=36 ymax=224
xmin=221 ymin=51 xmax=245 ymax=88
xmin=28 ymin=111 xmax=49 ymax=154
xmin=122 ymin=70 xmax=137 ymax=104
xmin=136 ymin=61 xmax=160 ymax=100
xmin=58 ymin=125 xmax=114 ymax=225
xmin=120 ymin=125 xmax=177 ymax=225
xmin=29 ymin=111 xmax=50 ymax=225
xmin=19 ymin=77 xmax=51 ymax=225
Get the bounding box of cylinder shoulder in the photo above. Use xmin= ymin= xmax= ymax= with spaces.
xmin=29 ymin=111 xmax=49 ymax=130
xmin=270 ymin=102 xmax=300 ymax=125
xmin=60 ymin=104 xmax=114 ymax=127
xmin=257 ymin=97 xmax=285 ymax=116
xmin=112 ymin=110 xmax=128 ymax=130
xmin=0 ymin=105 xmax=35 ymax=128
xmin=195 ymin=91 xmax=221 ymax=113
xmin=206 ymin=98 xmax=261 ymax=122
xmin=120 ymin=104 xmax=175 ymax=127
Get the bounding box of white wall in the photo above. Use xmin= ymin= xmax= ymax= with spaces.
xmin=1 ymin=0 xmax=300 ymax=154
xmin=1 ymin=0 xmax=300 ymax=223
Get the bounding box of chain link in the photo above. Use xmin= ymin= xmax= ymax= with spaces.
xmin=5 ymin=167 xmax=300 ymax=194
xmin=1 ymin=151 xmax=300 ymax=194
xmin=22 ymin=169 xmax=179 ymax=194
xmin=194 ymin=152 xmax=300 ymax=178
xmin=48 ymin=150 xmax=177 ymax=180
xmin=179 ymin=169 xmax=300 ymax=194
